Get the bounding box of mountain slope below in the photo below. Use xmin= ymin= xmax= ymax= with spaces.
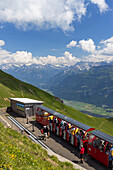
xmin=0 ymin=69 xmax=113 ymax=136
xmin=0 ymin=122 xmax=74 ymax=169
xmin=49 ymin=65 xmax=113 ymax=108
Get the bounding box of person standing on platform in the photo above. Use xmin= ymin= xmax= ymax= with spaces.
xmin=43 ymin=126 xmax=48 ymax=141
xmin=80 ymin=145 xmax=85 ymax=163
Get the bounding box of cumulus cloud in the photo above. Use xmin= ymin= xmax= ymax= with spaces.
xmin=98 ymin=37 xmax=113 ymax=55
xmin=0 ymin=40 xmax=80 ymax=66
xmin=36 ymin=51 xmax=80 ymax=66
xmin=82 ymin=53 xmax=113 ymax=63
xmin=82 ymin=37 xmax=113 ymax=63
xmin=1 ymin=37 xmax=113 ymax=67
xmin=0 ymin=0 xmax=109 ymax=31
xmin=66 ymin=40 xmax=77 ymax=48
xmin=0 ymin=40 xmax=5 ymax=47
xmin=0 ymin=0 xmax=88 ymax=31
xmin=90 ymin=0 xmax=109 ymax=13
xmin=78 ymin=39 xmax=96 ymax=53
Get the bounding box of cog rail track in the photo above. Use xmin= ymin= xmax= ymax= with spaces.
xmin=7 ymin=116 xmax=52 ymax=151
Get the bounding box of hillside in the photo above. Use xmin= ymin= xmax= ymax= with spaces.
xmin=49 ymin=65 xmax=113 ymax=108
xmin=0 ymin=69 xmax=113 ymax=136
xmin=0 ymin=122 xmax=74 ymax=170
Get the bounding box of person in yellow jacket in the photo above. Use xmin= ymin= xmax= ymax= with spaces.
xmin=71 ymin=126 xmax=76 ymax=135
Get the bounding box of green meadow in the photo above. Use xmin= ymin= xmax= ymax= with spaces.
xmin=0 ymin=122 xmax=74 ymax=170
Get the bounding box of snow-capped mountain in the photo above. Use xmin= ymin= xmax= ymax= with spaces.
xmin=0 ymin=61 xmax=110 ymax=90
xmin=0 ymin=63 xmax=68 ymax=89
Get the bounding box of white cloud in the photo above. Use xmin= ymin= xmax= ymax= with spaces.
xmin=81 ymin=37 xmax=113 ymax=63
xmin=0 ymin=0 xmax=109 ymax=31
xmin=0 ymin=0 xmax=88 ymax=31
xmin=99 ymin=37 xmax=113 ymax=55
xmin=66 ymin=40 xmax=77 ymax=48
xmin=36 ymin=51 xmax=80 ymax=66
xmin=90 ymin=0 xmax=109 ymax=13
xmin=82 ymin=54 xmax=113 ymax=63
xmin=1 ymin=37 xmax=113 ymax=67
xmin=78 ymin=39 xmax=96 ymax=53
xmin=0 ymin=40 xmax=5 ymax=47
xmin=0 ymin=40 xmax=79 ymax=66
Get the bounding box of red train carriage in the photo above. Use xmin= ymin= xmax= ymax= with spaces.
xmin=87 ymin=130 xmax=113 ymax=167
xmin=36 ymin=105 xmax=113 ymax=167
xmin=36 ymin=105 xmax=95 ymax=148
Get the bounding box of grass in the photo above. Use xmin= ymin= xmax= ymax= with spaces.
xmin=0 ymin=122 xmax=74 ymax=170
xmin=0 ymin=69 xmax=113 ymax=136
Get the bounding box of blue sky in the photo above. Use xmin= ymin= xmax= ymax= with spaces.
xmin=0 ymin=0 xmax=113 ymax=66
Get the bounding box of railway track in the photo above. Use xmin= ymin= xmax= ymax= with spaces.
xmin=7 ymin=116 xmax=52 ymax=151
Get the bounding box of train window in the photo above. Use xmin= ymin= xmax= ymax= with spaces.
xmin=38 ymin=109 xmax=43 ymax=116
xmin=43 ymin=112 xmax=49 ymax=117
xmin=93 ymin=138 xmax=105 ymax=151
xmin=93 ymin=138 xmax=99 ymax=148
xmin=88 ymin=134 xmax=94 ymax=145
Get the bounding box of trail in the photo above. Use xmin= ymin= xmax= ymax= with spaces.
xmin=20 ymin=84 xmax=24 ymax=97
xmin=98 ymin=119 xmax=108 ymax=129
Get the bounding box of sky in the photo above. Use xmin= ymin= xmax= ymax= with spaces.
xmin=0 ymin=0 xmax=113 ymax=66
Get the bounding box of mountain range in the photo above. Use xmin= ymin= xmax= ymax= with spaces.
xmin=49 ymin=64 xmax=113 ymax=108
xmin=0 ymin=63 xmax=67 ymax=89
xmin=1 ymin=61 xmax=113 ymax=108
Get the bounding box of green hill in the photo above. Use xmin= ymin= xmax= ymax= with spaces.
xmin=0 ymin=69 xmax=113 ymax=136
xmin=0 ymin=122 xmax=74 ymax=170
xmin=49 ymin=65 xmax=113 ymax=108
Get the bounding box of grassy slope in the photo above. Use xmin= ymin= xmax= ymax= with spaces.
xmin=0 ymin=69 xmax=113 ymax=136
xmin=0 ymin=122 xmax=74 ymax=170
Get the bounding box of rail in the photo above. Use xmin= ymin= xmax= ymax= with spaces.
xmin=7 ymin=116 xmax=52 ymax=151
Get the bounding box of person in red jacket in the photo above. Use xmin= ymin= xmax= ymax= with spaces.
xmin=80 ymin=145 xmax=85 ymax=163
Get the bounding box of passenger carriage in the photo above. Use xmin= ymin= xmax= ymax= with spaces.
xmin=36 ymin=105 xmax=95 ymax=148
xmin=36 ymin=105 xmax=113 ymax=167
xmin=87 ymin=130 xmax=113 ymax=167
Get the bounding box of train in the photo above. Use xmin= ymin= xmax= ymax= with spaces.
xmin=36 ymin=105 xmax=113 ymax=167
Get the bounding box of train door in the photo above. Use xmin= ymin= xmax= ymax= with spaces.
xmin=87 ymin=134 xmax=95 ymax=156
xmin=88 ymin=136 xmax=109 ymax=167
xmin=83 ymin=128 xmax=95 ymax=149
xmin=36 ymin=108 xmax=49 ymax=125
xmin=92 ymin=138 xmax=109 ymax=167
xmin=42 ymin=111 xmax=50 ymax=125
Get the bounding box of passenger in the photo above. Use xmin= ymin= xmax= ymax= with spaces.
xmin=109 ymin=145 xmax=113 ymax=166
xmin=75 ymin=127 xmax=79 ymax=134
xmin=48 ymin=116 xmax=52 ymax=124
xmin=67 ymin=123 xmax=71 ymax=130
xmin=43 ymin=126 xmax=48 ymax=141
xmin=80 ymin=145 xmax=85 ymax=163
xmin=94 ymin=143 xmax=98 ymax=149
xmin=60 ymin=119 xmax=64 ymax=126
xmin=61 ymin=123 xmax=66 ymax=130
xmin=76 ymin=132 xmax=80 ymax=148
xmin=106 ymin=148 xmax=110 ymax=155
xmin=54 ymin=117 xmax=58 ymax=124
xmin=71 ymin=126 xmax=75 ymax=136
xmin=67 ymin=124 xmax=72 ymax=141
xmin=79 ymin=130 xmax=83 ymax=139
xmin=47 ymin=125 xmax=50 ymax=138
xmin=98 ymin=141 xmax=103 ymax=151
xmin=48 ymin=116 xmax=54 ymax=131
